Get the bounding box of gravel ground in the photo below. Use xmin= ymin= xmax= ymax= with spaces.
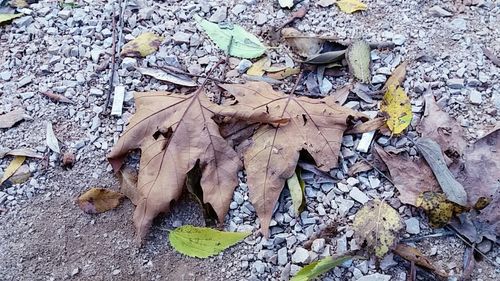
xmin=1 ymin=0 xmax=499 ymax=280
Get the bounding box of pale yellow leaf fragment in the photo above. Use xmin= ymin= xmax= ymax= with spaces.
xmin=380 ymin=85 xmax=412 ymax=134
xmin=0 ymin=156 xmax=26 ymax=185
xmin=247 ymin=57 xmax=271 ymax=76
xmin=336 ymin=0 xmax=368 ymax=14
xmin=121 ymin=32 xmax=164 ymax=57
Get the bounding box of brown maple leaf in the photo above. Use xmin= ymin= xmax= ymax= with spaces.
xmin=220 ymin=82 xmax=367 ymax=236
xmin=108 ymin=87 xmax=285 ymax=242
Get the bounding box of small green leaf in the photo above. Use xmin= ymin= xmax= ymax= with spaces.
xmin=194 ymin=15 xmax=266 ymax=59
xmin=169 ymin=225 xmax=250 ymax=258
xmin=346 ymin=40 xmax=371 ymax=83
xmin=288 ymin=169 xmax=305 ymax=215
xmin=0 ymin=13 xmax=23 ymax=24
xmin=291 ymin=255 xmax=353 ymax=281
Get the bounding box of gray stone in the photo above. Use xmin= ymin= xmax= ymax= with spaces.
xmin=357 ymin=273 xmax=391 ymax=281
xmin=209 ymin=7 xmax=227 ymax=23
xmin=252 ymin=260 xmax=266 ymax=274
xmin=449 ymin=18 xmax=467 ymax=32
xmin=0 ymin=71 xmax=12 ymax=81
xmin=468 ymin=90 xmax=482 ymax=105
xmin=278 ymin=247 xmax=288 ymax=265
xmin=231 ymin=4 xmax=246 ymax=15
xmin=255 ymin=13 xmax=268 ymax=25
xmin=90 ymin=88 xmax=104 ymax=96
xmin=335 ymin=235 xmax=347 ymax=254
xmin=371 ymin=74 xmax=387 ymax=84
xmin=392 ymin=34 xmax=406 ymax=46
xmin=237 ymin=59 xmax=252 ymax=73
xmin=478 ymin=72 xmax=489 ymax=83
xmin=311 ymin=239 xmax=325 ymax=253
xmin=405 ymin=217 xmax=421 ymax=234
xmin=380 ymin=253 xmax=398 ymax=270
xmin=18 ymin=76 xmax=33 ymax=88
xmin=291 ymin=247 xmax=309 ymax=264
xmin=376 ymin=67 xmax=392 ymax=75
xmin=447 ymin=78 xmax=464 ymax=89
xmin=173 ymin=32 xmax=192 ymax=44
xmin=320 ymin=78 xmax=333 ymax=95
xmin=14 ymin=16 xmax=33 ymax=27
xmin=492 ymin=92 xmax=500 ymax=110
xmin=429 ymin=6 xmax=452 ymax=17
xmin=349 ymin=187 xmax=369 ymax=204
xmin=58 ymin=9 xmax=72 ymax=20
xmin=121 ymin=57 xmax=137 ymax=70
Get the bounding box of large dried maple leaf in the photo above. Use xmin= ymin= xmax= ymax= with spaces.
xmin=220 ymin=82 xmax=366 ymax=236
xmin=108 ymin=88 xmax=283 ymax=242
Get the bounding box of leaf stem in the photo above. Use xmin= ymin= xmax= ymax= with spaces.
xmin=289 ymin=70 xmax=303 ymax=96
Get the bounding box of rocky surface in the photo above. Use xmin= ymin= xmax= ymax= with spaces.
xmin=1 ymin=0 xmax=499 ymax=280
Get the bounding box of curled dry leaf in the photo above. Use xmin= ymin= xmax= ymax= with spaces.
xmin=0 ymin=13 xmax=23 ymax=24
xmin=336 ymin=0 xmax=368 ymax=14
xmin=220 ymin=82 xmax=367 ymax=236
xmin=346 ymin=40 xmax=371 ymax=83
xmin=77 ymin=188 xmax=124 ymax=214
xmin=137 ymin=67 xmax=197 ymax=87
xmin=331 ymin=84 xmax=352 ymax=105
xmin=353 ymin=198 xmax=403 ymax=257
xmin=346 ymin=117 xmax=385 ymax=134
xmin=42 ymin=91 xmax=74 ymax=104
xmin=383 ymin=61 xmax=408 ymax=91
xmin=416 ymin=138 xmax=468 ymax=206
xmin=194 ymin=15 xmax=266 ymax=59
xmin=108 ymin=86 xmax=286 ymax=242
xmin=381 ymin=85 xmax=412 ymax=135
xmin=374 ymin=145 xmax=440 ymax=206
xmin=247 ymin=56 xmax=271 ymax=76
xmin=416 ymin=191 xmax=467 ymax=227
xmin=266 ymin=67 xmax=301 ymax=80
xmin=0 ymin=108 xmax=25 ymax=129
xmin=394 ymin=244 xmax=448 ymax=278
xmin=118 ymin=167 xmax=140 ymax=205
xmin=169 ymin=225 xmax=250 ymax=258
xmin=0 ymin=156 xmax=26 ymax=185
xmin=347 ymin=161 xmax=373 ymax=176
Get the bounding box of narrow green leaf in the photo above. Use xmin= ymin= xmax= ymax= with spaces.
xmin=169 ymin=225 xmax=250 ymax=258
xmin=346 ymin=40 xmax=371 ymax=83
xmin=288 ymin=169 xmax=305 ymax=215
xmin=0 ymin=13 xmax=23 ymax=24
xmin=291 ymin=255 xmax=353 ymax=281
xmin=194 ymin=15 xmax=266 ymax=59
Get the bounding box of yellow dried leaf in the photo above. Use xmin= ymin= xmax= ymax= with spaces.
xmin=0 ymin=13 xmax=23 ymax=24
xmin=416 ymin=192 xmax=467 ymax=227
xmin=384 ymin=61 xmax=408 ymax=91
xmin=336 ymin=0 xmax=368 ymax=14
xmin=121 ymin=32 xmax=164 ymax=57
xmin=353 ymin=199 xmax=403 ymax=257
xmin=247 ymin=56 xmax=271 ymax=76
xmin=77 ymin=188 xmax=124 ymax=214
xmin=0 ymin=156 xmax=25 ymax=185
xmin=266 ymin=67 xmax=301 ymax=80
xmin=381 ymin=85 xmax=412 ymax=134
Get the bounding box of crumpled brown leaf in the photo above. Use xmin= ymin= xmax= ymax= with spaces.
xmin=394 ymin=244 xmax=448 ymax=278
xmin=108 ymin=87 xmax=286 ymax=242
xmin=77 ymin=188 xmax=124 ymax=214
xmin=220 ymin=82 xmax=368 ymax=236
xmin=374 ymin=145 xmax=440 ymax=206
xmin=0 ymin=108 xmax=25 ymax=129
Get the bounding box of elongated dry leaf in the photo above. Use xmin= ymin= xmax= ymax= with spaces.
xmin=417 ymin=92 xmax=467 ymax=160
xmin=46 ymin=122 xmax=60 ymax=154
xmin=266 ymin=67 xmax=300 ymax=80
xmin=0 ymin=13 xmax=23 ymax=24
xmin=121 ymin=32 xmax=163 ymax=57
xmin=282 ymin=28 xmax=324 ymax=58
xmin=0 ymin=108 xmax=25 ymax=129
xmin=416 ymin=191 xmax=467 ymax=227
xmin=288 ymin=170 xmax=305 ymax=216
xmin=0 ymin=148 xmax=43 ymax=159
xmin=118 ymin=167 xmax=140 ymax=205
xmin=381 ymin=85 xmax=412 ymax=134
xmin=336 ymin=0 xmax=368 ymax=14
xmin=42 ymin=91 xmax=74 ymax=104
xmin=169 ymin=225 xmax=250 ymax=258
xmin=0 ymin=156 xmax=25 ymax=185
xmin=137 ymin=67 xmax=197 ymax=87
xmin=220 ymin=82 xmax=367 ymax=236
xmin=347 ymin=161 xmax=372 ymax=176
xmin=247 ymin=56 xmax=271 ymax=76
xmin=108 ymin=87 xmax=286 ymax=242
xmin=416 ymin=138 xmax=468 ymax=206
xmin=346 ymin=117 xmax=385 ymax=134
xmin=77 ymin=188 xmax=124 ymax=214
xmin=194 ymin=15 xmax=266 ymax=59
xmin=353 ymin=199 xmax=403 ymax=257
xmin=291 ymin=255 xmax=353 ymax=281
xmin=394 ymin=244 xmax=448 ymax=277
xmin=304 ymin=50 xmax=346 ymax=65
xmin=346 ymin=40 xmax=371 ymax=83
xmin=383 ymin=61 xmax=408 ymax=90
xmin=374 ymin=145 xmax=440 ymax=206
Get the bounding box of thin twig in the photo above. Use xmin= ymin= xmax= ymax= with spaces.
xmin=152 ymin=64 xmax=227 ymax=84
xmin=354 ymin=151 xmax=395 ymax=185
xmin=220 ymin=35 xmax=234 ymax=79
xmin=400 ymin=230 xmax=454 ymax=242
xmin=289 ymin=70 xmax=303 ymax=96
xmin=104 ymin=0 xmax=119 ymax=109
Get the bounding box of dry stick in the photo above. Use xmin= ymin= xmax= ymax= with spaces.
xmin=105 ymin=0 xmax=119 ymax=110
xmin=152 ymin=64 xmax=227 ymax=84
xmin=220 ymin=35 xmax=234 ymax=79
xmin=289 ymin=70 xmax=303 ymax=96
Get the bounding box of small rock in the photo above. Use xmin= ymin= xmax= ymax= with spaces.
xmin=380 ymin=253 xmax=398 ymax=270
xmin=376 ymin=67 xmax=392 ymax=75
xmin=311 ymin=239 xmax=325 ymax=253
xmin=18 ymin=76 xmax=32 ymax=88
xmin=253 ymin=260 xmax=266 ymax=274
xmin=188 ymin=64 xmax=203 ymax=75
xmin=468 ymin=90 xmax=482 ymax=105
xmin=173 ymin=32 xmax=192 ymax=44
xmin=371 ymin=74 xmax=387 ymax=84
xmin=392 ymin=34 xmax=406 ymax=46
xmin=449 ymin=18 xmax=467 ymax=32
xmin=121 ymin=57 xmax=137 ymax=70
xmin=429 ymin=6 xmax=452 ymax=17
xmin=335 ymin=235 xmax=347 ymax=254
xmin=90 ymin=88 xmax=104 ymax=96
xmin=255 ymin=13 xmax=267 ymax=26
xmin=447 ymin=78 xmax=464 ymax=89
xmin=320 ymin=78 xmax=333 ymax=95
xmin=237 ymin=59 xmax=252 ymax=73
xmin=278 ymin=247 xmax=288 ymax=265
xmin=291 ymin=247 xmax=309 ymax=264
xmin=71 ymin=268 xmax=79 ymax=276
xmin=58 ymin=9 xmax=72 ymax=20
xmin=318 ymin=0 xmax=336 ymax=7
xmin=0 ymin=71 xmax=12 ymax=81
xmin=349 ymin=187 xmax=369 ymax=204
xmin=231 ymin=4 xmax=246 ymax=15
xmin=209 ymin=7 xmax=227 ymax=23
xmin=477 ymin=239 xmax=492 ymax=253
xmin=112 ymin=269 xmax=121 ymax=276
xmin=357 ymin=273 xmax=391 ymax=281
xmin=404 ymin=217 xmax=421 ymax=234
